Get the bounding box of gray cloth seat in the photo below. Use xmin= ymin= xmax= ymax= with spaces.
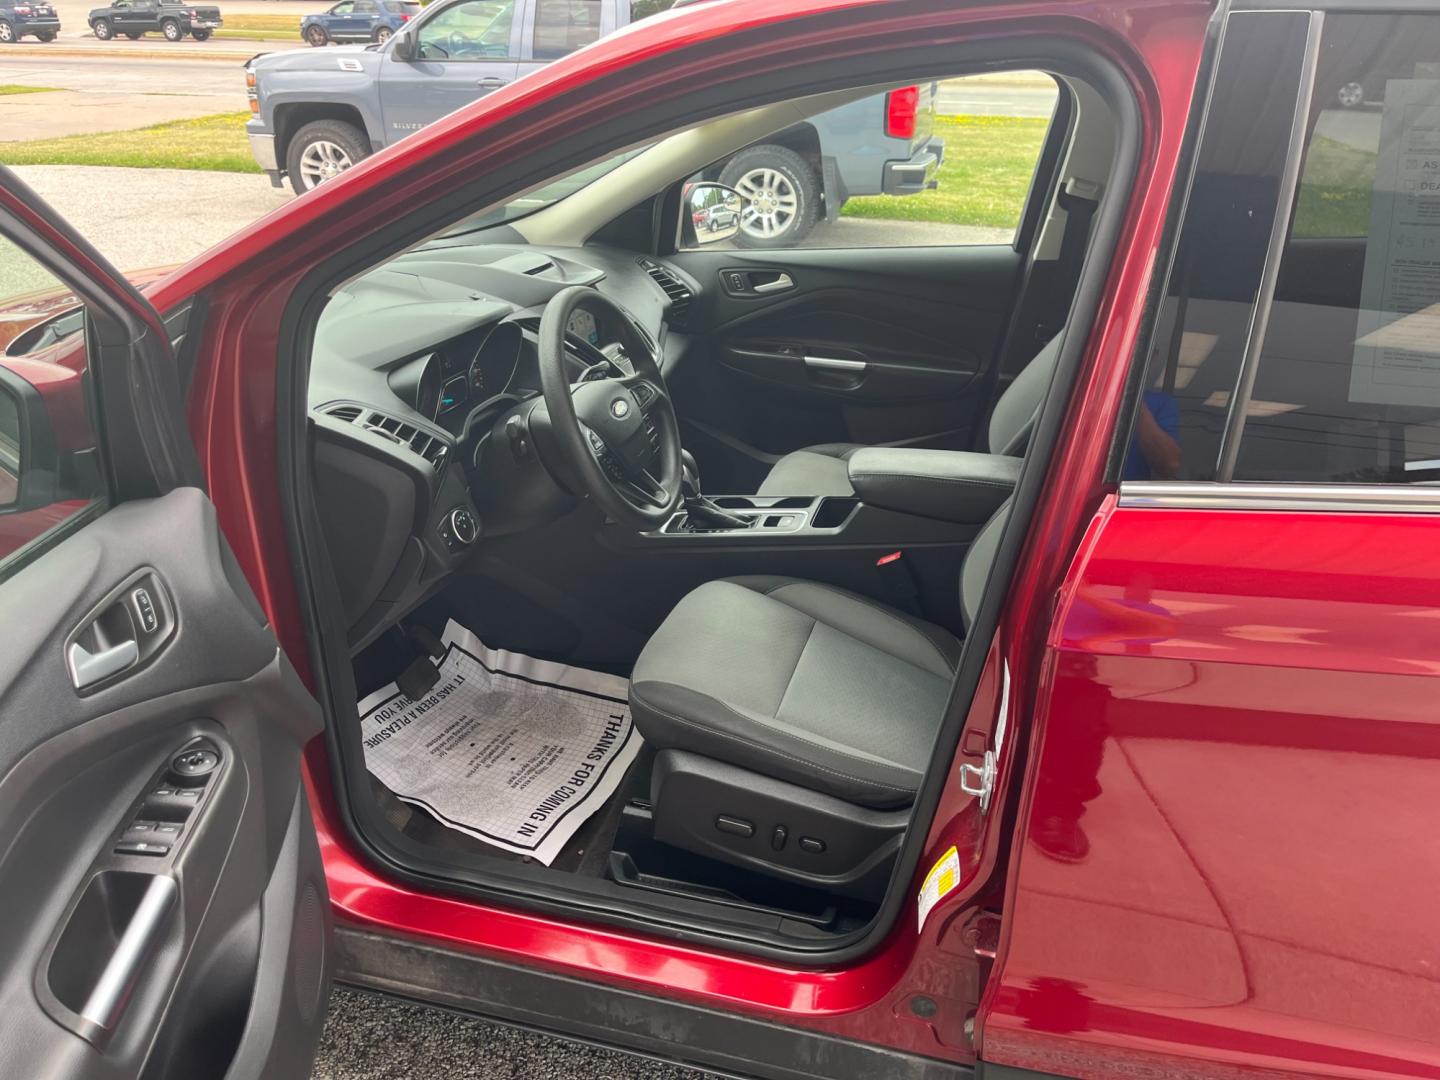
xmin=756 ymin=334 xmax=1062 ymax=497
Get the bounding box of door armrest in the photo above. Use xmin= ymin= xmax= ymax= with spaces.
xmin=847 ymin=448 xmax=1020 ymax=524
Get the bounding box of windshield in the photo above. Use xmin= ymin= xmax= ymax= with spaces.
xmin=438 ymin=146 xmax=647 ymax=236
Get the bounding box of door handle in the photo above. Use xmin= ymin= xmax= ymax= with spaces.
xmin=68 ymin=639 xmax=139 ymax=691
xmin=804 ymin=355 xmax=868 ymax=373
xmin=477 ymin=77 xmax=508 ymax=88
xmin=752 ymin=273 xmax=794 ymax=294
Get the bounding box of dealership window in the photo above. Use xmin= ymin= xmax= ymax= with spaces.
xmin=1231 ymin=14 xmax=1440 ymax=483
xmin=679 ymin=72 xmax=1060 ymax=251
xmin=532 ymin=0 xmax=601 ymax=60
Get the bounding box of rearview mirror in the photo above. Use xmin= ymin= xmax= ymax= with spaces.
xmin=681 ymin=183 xmax=742 ymax=246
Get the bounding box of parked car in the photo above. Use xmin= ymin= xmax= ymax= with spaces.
xmin=0 ymin=0 xmax=59 ymax=42
xmin=300 ymin=0 xmax=420 ymax=47
xmin=244 ymin=0 xmax=943 ymax=246
xmin=88 ymin=0 xmax=222 ymax=40
xmin=5 ymin=2 xmax=1440 ymax=1079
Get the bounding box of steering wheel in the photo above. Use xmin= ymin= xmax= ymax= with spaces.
xmin=538 ymin=286 xmax=682 ymax=530
xmin=447 ymin=29 xmax=472 ymax=53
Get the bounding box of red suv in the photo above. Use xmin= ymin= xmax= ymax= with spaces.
xmin=2 ymin=1 xmax=1436 ymax=1078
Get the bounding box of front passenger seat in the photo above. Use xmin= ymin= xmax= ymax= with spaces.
xmin=756 ymin=335 xmax=1061 ymax=496
xmin=628 ymin=500 xmax=1012 ymax=899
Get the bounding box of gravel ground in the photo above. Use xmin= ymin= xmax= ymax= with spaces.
xmin=314 ymin=988 xmax=714 ymax=1080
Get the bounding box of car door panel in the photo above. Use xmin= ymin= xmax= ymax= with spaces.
xmin=667 ymin=244 xmax=1021 ymax=483
xmin=0 ymin=488 xmax=330 ymax=1080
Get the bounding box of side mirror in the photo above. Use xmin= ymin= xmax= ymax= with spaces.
xmin=391 ymin=27 xmax=415 ymax=60
xmin=0 ymin=364 xmax=60 ymax=514
xmin=681 ymin=183 xmax=743 ymax=246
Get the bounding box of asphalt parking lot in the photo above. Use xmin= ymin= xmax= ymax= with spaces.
xmin=316 ymin=989 xmax=711 ymax=1080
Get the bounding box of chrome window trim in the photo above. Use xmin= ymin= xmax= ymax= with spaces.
xmin=1120 ymin=481 xmax=1440 ymax=514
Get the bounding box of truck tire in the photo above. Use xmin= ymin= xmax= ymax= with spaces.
xmin=719 ymin=144 xmax=820 ymax=248
xmin=304 ymin=23 xmax=327 ymax=45
xmin=190 ymin=27 xmax=211 ymax=40
xmin=125 ymin=30 xmax=142 ymax=38
xmin=161 ymin=17 xmax=183 ymax=39
xmin=286 ymin=118 xmax=369 ymax=194
xmin=0 ymin=21 xmax=16 ymax=42
xmin=92 ymin=17 xmax=113 ymax=38
xmin=372 ymin=24 xmax=392 ymax=42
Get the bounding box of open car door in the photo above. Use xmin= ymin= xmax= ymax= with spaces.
xmin=0 ymin=169 xmax=330 ymax=1078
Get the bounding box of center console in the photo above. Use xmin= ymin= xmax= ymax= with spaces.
xmin=660 ymin=494 xmax=858 ymax=535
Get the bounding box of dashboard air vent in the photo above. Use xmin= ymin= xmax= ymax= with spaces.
xmin=639 ymin=258 xmax=693 ymax=328
xmin=324 ymin=403 xmax=363 ymax=423
xmin=322 ymin=402 xmax=450 ymax=471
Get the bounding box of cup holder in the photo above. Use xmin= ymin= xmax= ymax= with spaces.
xmin=812 ymin=497 xmax=859 ymax=529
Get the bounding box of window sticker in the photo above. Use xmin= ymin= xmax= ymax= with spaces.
xmin=917 ymin=845 xmax=961 ymax=932
xmin=1351 ymin=79 xmax=1440 ymax=407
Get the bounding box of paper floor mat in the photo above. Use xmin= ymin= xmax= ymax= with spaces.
xmin=357 ymin=619 xmax=641 ymax=865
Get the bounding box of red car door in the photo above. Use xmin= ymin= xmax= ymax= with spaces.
xmin=0 ymin=171 xmax=331 ymax=1079
xmin=984 ymin=8 xmax=1440 ymax=1078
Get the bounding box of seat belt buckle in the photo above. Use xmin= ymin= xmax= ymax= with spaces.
xmin=875 ymin=550 xmax=923 ymax=616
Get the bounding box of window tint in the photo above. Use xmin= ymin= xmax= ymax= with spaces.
xmin=0 ymin=235 xmax=105 ymax=579
xmin=417 ymin=0 xmax=515 ymax=60
xmin=629 ymin=0 xmax=678 ymax=21
xmin=678 ymin=72 xmax=1059 ymax=251
xmin=354 ymin=0 xmax=378 ymax=13
xmin=1125 ymin=11 xmax=1312 ymax=481
xmin=532 ymin=0 xmax=601 ymax=60
xmin=1234 ymin=14 xmax=1440 ymax=483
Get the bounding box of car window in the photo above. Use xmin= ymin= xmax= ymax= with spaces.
xmin=532 ymin=0 xmax=601 ymax=61
xmin=0 ymin=235 xmax=106 ymax=582
xmin=417 ymin=0 xmax=516 ymax=60
xmin=1228 ymin=13 xmax=1440 ymax=483
xmin=677 ymin=72 xmax=1060 ymax=251
xmin=355 ymin=0 xmax=378 ymax=12
xmin=331 ymin=2 xmax=353 ymax=13
xmin=628 ymin=0 xmax=678 ymax=22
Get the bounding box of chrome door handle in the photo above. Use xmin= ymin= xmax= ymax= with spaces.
xmin=752 ymin=273 xmax=793 ymax=294
xmin=68 ymin=639 xmax=139 ymax=690
xmin=804 ymin=355 xmax=867 ymax=373
xmin=477 ymin=77 xmax=508 ymax=88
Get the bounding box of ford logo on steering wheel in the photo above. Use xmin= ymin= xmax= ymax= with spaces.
xmin=610 ymin=398 xmax=631 ymax=419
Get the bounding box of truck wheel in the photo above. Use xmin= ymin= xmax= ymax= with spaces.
xmin=35 ymin=30 xmax=55 ymax=40
xmin=304 ymin=23 xmax=327 ymax=45
xmin=287 ymin=119 xmax=369 ymax=194
xmin=372 ymin=24 xmax=392 ymax=43
xmin=161 ymin=18 xmax=183 ymax=39
xmin=91 ymin=17 xmax=112 ymax=38
xmin=1337 ymin=81 xmax=1365 ymax=108
xmin=125 ymin=30 xmax=142 ymax=38
xmin=719 ymin=144 xmax=820 ymax=248
xmin=0 ymin=21 xmax=16 ymax=42
xmin=190 ymin=27 xmax=211 ymax=40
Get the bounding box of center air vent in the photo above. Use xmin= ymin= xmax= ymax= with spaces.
xmin=322 ymin=402 xmax=450 ymax=471
xmin=639 ymin=258 xmax=693 ymax=329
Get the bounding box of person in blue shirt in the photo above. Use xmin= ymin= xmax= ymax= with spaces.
xmin=1122 ymin=389 xmax=1181 ymax=480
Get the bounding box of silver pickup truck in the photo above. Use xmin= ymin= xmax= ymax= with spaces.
xmin=245 ymin=0 xmax=942 ymax=246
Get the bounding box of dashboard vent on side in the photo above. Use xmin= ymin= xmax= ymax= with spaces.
xmin=639 ymin=258 xmax=693 ymax=328
xmin=321 ymin=402 xmax=450 ymax=471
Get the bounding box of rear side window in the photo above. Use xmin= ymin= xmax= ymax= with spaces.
xmin=532 ymin=0 xmax=601 ymax=60
xmin=1232 ymin=13 xmax=1440 ymax=483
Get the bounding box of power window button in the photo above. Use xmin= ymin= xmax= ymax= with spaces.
xmin=114 ymin=840 xmax=170 ymax=857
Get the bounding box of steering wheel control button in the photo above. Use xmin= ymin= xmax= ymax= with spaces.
xmin=114 ymin=839 xmax=170 ymax=857
xmin=170 ymin=747 xmax=220 ymax=786
xmin=715 ymin=815 xmax=754 ymax=838
xmin=130 ymin=587 xmax=159 ymax=634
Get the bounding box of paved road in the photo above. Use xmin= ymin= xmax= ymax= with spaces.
xmin=936 ymin=77 xmax=1058 ymax=118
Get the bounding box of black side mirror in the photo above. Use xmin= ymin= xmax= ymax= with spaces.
xmin=0 ymin=364 xmax=60 ymax=514
xmin=391 ymin=27 xmax=415 ymax=60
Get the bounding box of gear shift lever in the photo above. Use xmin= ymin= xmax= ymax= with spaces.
xmin=680 ymin=450 xmax=751 ymax=530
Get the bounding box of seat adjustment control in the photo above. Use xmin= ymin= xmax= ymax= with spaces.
xmin=799 ymin=836 xmax=826 ymax=854
xmin=715 ymin=814 xmax=754 ymax=838
xmin=770 ymin=825 xmax=788 ymax=851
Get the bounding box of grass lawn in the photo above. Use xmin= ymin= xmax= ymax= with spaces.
xmin=2 ymin=112 xmax=260 ymax=174
xmin=0 ymin=85 xmax=57 ymax=96
xmin=841 ymin=114 xmax=1049 ymax=229
xmin=211 ymin=12 xmax=301 ymax=40
xmin=1292 ymin=134 xmax=1374 ymax=238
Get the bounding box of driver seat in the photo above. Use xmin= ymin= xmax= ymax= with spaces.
xmin=628 ymin=501 xmax=1009 ymax=898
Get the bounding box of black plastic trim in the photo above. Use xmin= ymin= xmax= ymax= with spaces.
xmin=334 ymin=925 xmax=974 ymax=1080
xmin=275 ymin=25 xmax=1143 ymax=966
